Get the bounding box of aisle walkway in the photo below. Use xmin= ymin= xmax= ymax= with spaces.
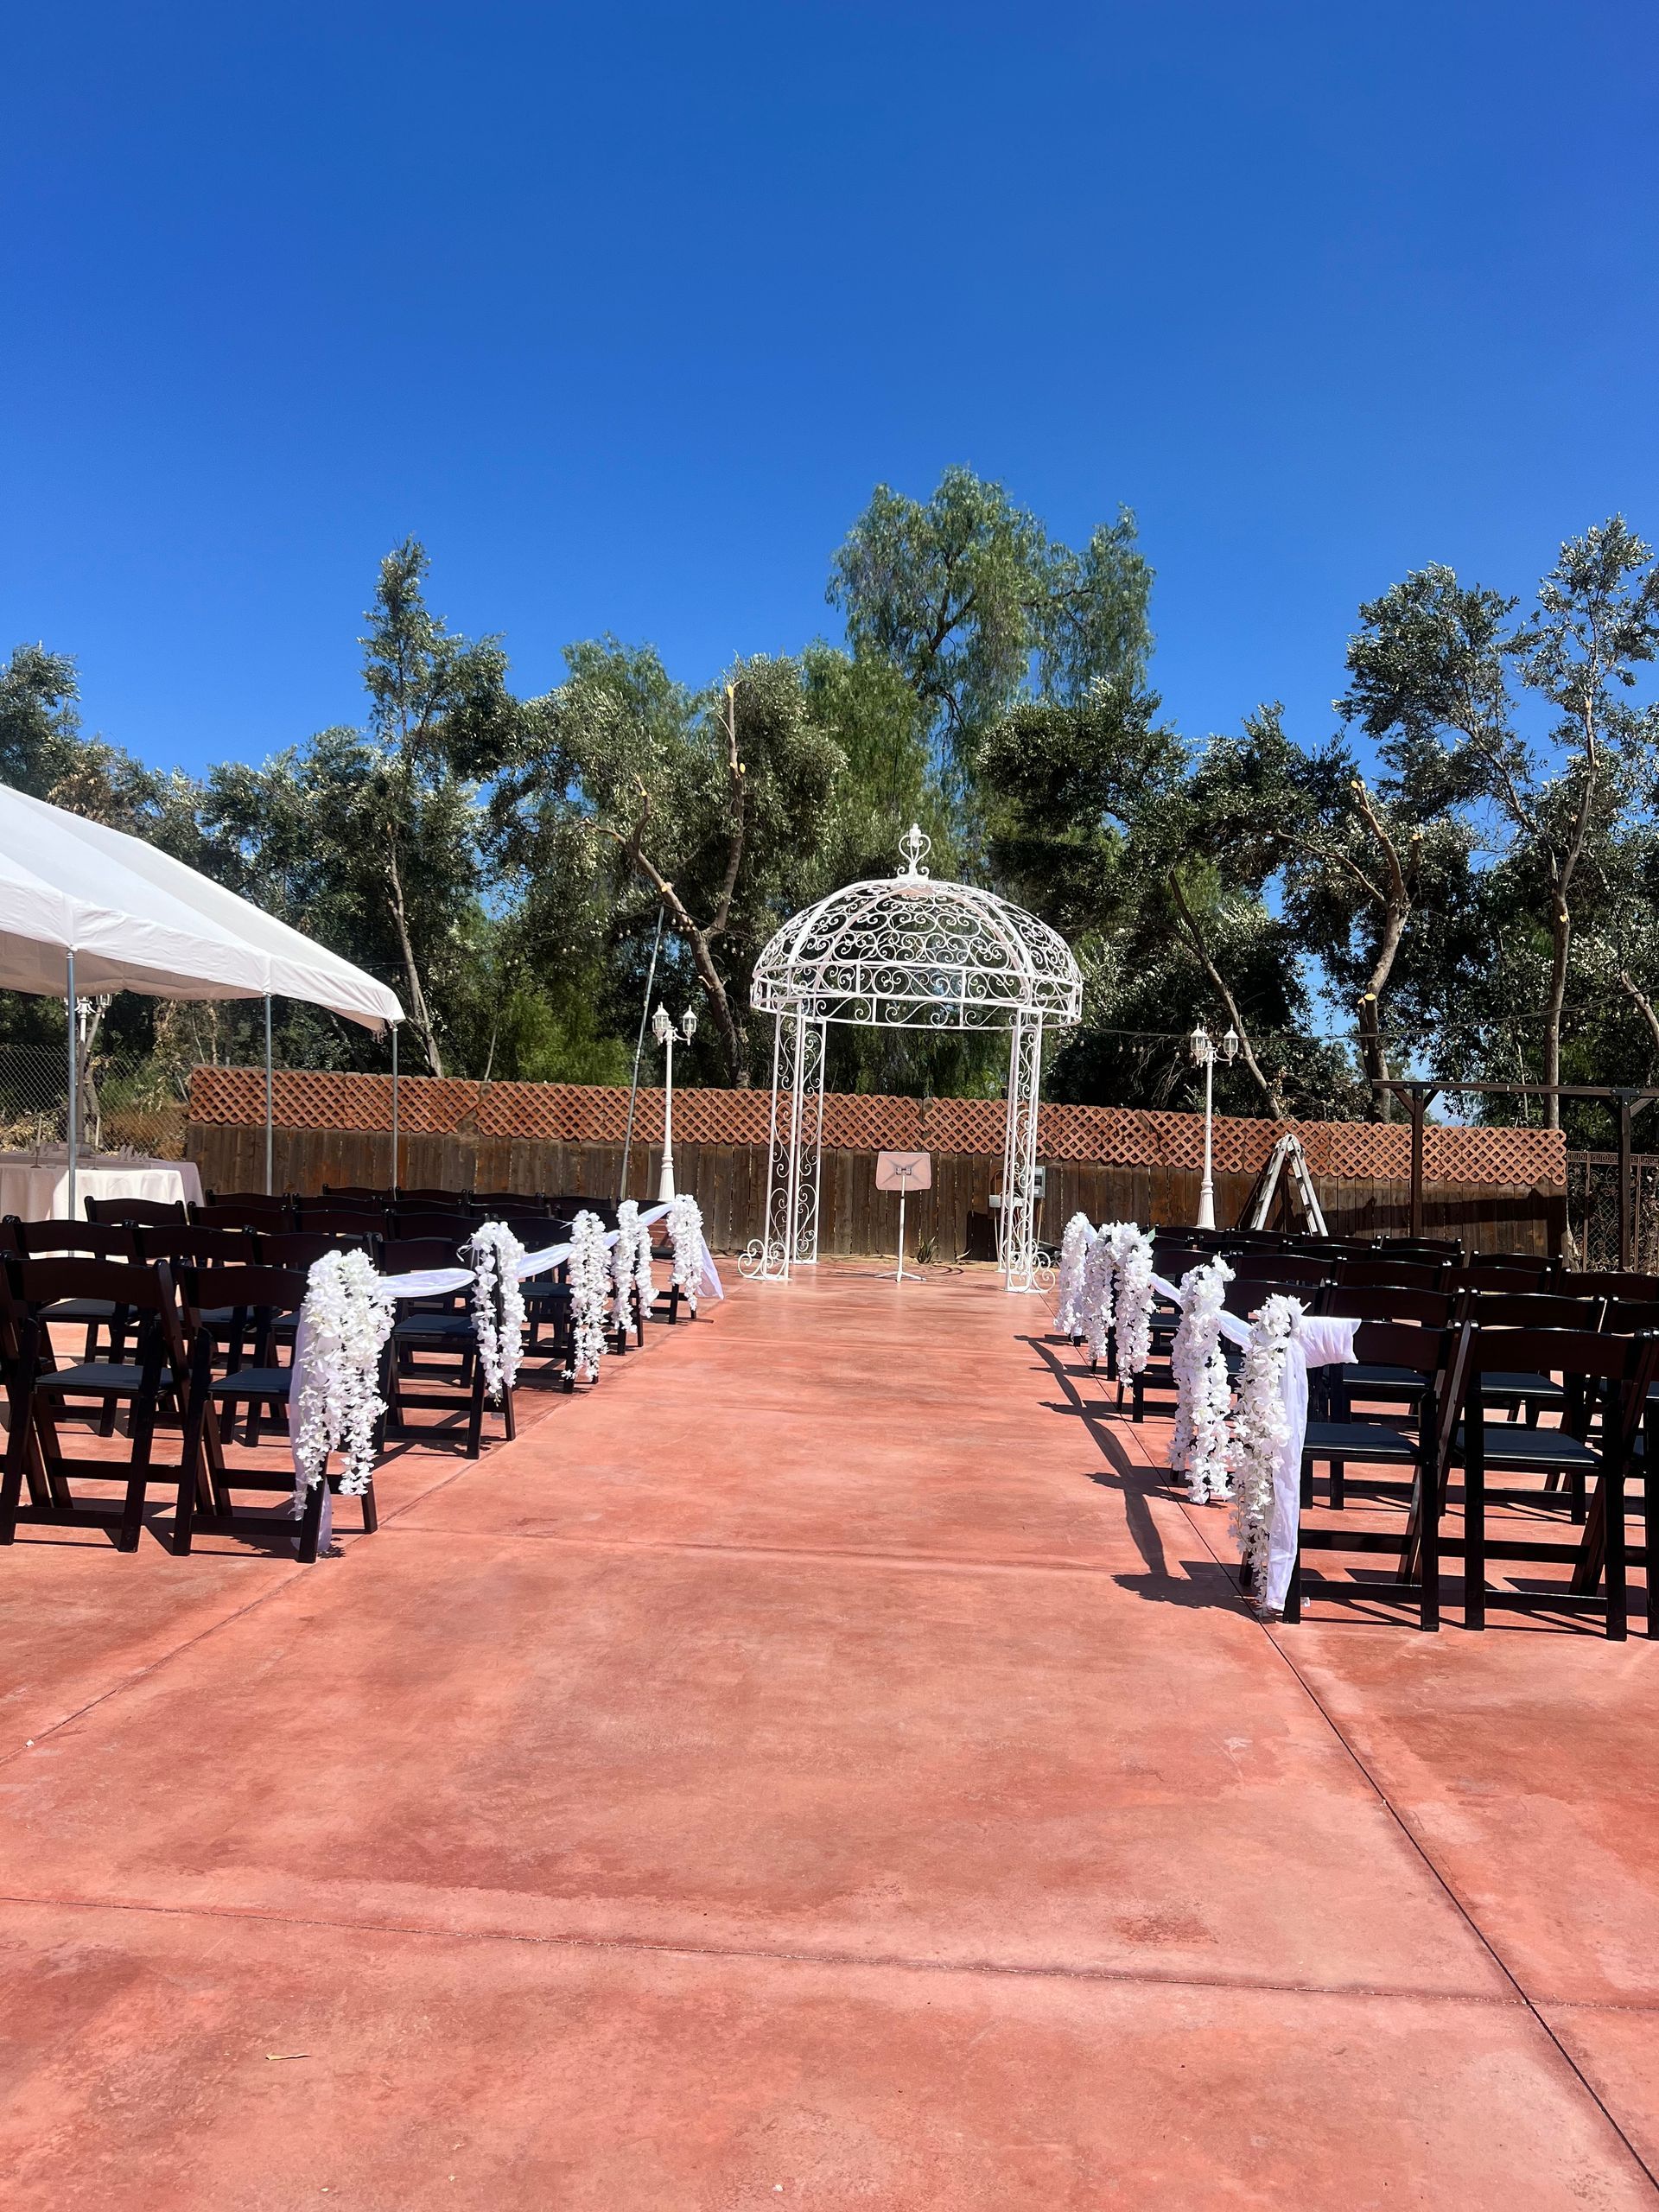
xmin=3 ymin=1268 xmax=1658 ymax=2207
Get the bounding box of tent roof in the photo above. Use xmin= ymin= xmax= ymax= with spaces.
xmin=0 ymin=784 xmax=404 ymax=1033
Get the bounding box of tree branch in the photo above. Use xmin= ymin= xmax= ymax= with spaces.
xmin=1166 ymin=872 xmax=1287 ymax=1116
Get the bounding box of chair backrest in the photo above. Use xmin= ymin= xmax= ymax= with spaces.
xmin=5 ymin=1254 xmax=168 ymax=1315
xmin=295 ymin=1206 xmax=390 ymax=1235
xmin=84 ymin=1195 xmax=188 ymax=1226
xmin=175 ymin=1262 xmax=308 ymax=1327
xmin=321 ymin=1185 xmax=393 ymax=1202
xmin=255 ymin=1228 xmax=377 ymax=1268
xmin=1560 ymin=1269 xmax=1659 ymax=1300
xmin=391 ymin=1188 xmax=471 ymax=1208
xmin=194 ymin=1198 xmax=294 ymax=1229
xmin=1224 ymin=1253 xmax=1331 ymax=1285
xmin=474 ymin=1192 xmax=546 ymax=1214
xmin=1454 ymin=1263 xmax=1551 ymax=1294
xmin=551 ymin=1195 xmax=617 ymax=1230
xmin=204 ymin=1191 xmax=291 ymax=1213
xmin=13 ymin=1220 xmax=136 ymax=1261
xmin=1463 ymin=1289 xmax=1605 ymax=1331
xmin=1604 ymin=1299 xmax=1659 ymax=1338
xmin=1320 ymin=1283 xmax=1455 ymax=1327
xmin=380 ymin=1236 xmax=469 ymax=1274
xmin=136 ymin=1224 xmax=257 ymax=1266
xmin=1335 ymin=1256 xmax=1450 ymax=1292
xmin=1464 ymin=1325 xmax=1659 ymax=1433
xmin=391 ymin=1211 xmax=478 ymax=1242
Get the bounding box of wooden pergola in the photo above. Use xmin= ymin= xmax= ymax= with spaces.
xmin=1373 ymin=1079 xmax=1659 ymax=1266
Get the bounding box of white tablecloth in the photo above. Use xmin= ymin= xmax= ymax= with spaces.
xmin=0 ymin=1154 xmax=204 ymax=1223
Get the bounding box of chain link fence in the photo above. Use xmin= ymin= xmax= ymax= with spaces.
xmin=0 ymin=1044 xmax=192 ymax=1159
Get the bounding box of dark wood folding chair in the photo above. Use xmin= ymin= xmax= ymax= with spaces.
xmin=380 ymin=1236 xmax=515 ymax=1458
xmin=6 ymin=1219 xmax=143 ymax=1418
xmin=1448 ymin=1325 xmax=1659 ymax=1637
xmin=194 ymin=1197 xmax=294 ymax=1230
xmin=84 ymin=1195 xmax=188 ymax=1228
xmin=0 ymin=1257 xmax=196 ymax=1550
xmin=174 ymin=1262 xmax=364 ymax=1560
xmin=1280 ymin=1317 xmax=1472 ymax=1631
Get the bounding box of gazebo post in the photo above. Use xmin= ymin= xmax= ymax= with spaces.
xmin=759 ymin=1013 xmax=792 ymax=1280
xmin=1001 ymin=1014 xmax=1044 ymax=1294
xmin=390 ymin=1021 xmax=400 ymax=1193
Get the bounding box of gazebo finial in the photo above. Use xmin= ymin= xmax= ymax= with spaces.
xmin=898 ymin=822 xmax=931 ymax=879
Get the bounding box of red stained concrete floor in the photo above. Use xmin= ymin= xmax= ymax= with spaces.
xmin=2 ymin=1263 xmax=1658 ymax=2208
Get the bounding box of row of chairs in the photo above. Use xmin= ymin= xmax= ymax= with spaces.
xmin=0 ymin=1191 xmax=661 ymax=1559
xmin=1094 ymin=1228 xmax=1658 ymax=1637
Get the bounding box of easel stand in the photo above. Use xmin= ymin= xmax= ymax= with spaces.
xmin=893 ymin=1190 xmax=924 ymax=1283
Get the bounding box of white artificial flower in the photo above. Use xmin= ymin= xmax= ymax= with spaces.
xmin=468 ymin=1221 xmax=527 ymax=1404
xmin=1054 ymin=1211 xmax=1096 ymax=1338
xmin=1168 ymin=1255 xmax=1235 ymax=1503
xmin=667 ymin=1192 xmax=707 ymax=1316
xmin=1228 ymin=1294 xmax=1304 ymax=1591
xmin=568 ymin=1208 xmax=610 ymax=1382
xmin=1082 ymin=1219 xmax=1122 ymax=1366
xmin=1111 ymin=1223 xmax=1155 ymax=1382
xmin=293 ymin=1249 xmax=396 ymax=1506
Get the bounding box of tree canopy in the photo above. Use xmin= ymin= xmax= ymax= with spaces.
xmin=5 ymin=474 xmax=1659 ymax=1140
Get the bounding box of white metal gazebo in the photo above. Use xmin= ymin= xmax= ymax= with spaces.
xmin=746 ymin=825 xmax=1082 ymax=1292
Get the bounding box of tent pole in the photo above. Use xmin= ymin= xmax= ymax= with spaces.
xmin=264 ymin=995 xmax=274 ymax=1196
xmin=390 ymin=1023 xmax=399 ymax=1192
xmin=66 ymin=950 xmax=78 ymax=1224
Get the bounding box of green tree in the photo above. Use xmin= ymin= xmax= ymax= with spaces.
xmin=493 ymin=645 xmax=842 ymax=1085
xmin=828 ymin=467 xmax=1152 ymax=772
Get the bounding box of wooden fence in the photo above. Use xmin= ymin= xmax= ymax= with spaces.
xmin=186 ymin=1118 xmax=1567 ymax=1258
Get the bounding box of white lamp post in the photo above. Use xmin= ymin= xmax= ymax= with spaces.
xmin=1191 ymin=1019 xmax=1239 ymax=1230
xmin=652 ymin=1001 xmax=697 ymax=1201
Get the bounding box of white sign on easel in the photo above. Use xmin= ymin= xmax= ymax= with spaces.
xmin=875 ymin=1151 xmax=931 ymax=1282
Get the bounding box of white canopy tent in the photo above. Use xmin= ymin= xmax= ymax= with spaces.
xmin=0 ymin=785 xmax=404 ymax=1217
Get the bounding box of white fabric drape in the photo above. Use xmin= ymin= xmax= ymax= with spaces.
xmin=1262 ymin=1314 xmax=1358 ymax=1611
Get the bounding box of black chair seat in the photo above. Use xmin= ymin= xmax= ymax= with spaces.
xmin=1452 ymin=1422 xmax=1598 ymax=1471
xmin=42 ymin=1297 xmax=118 ymax=1325
xmin=35 ymin=1360 xmax=145 ymax=1395
xmin=1341 ymin=1361 xmax=1421 ymax=1394
xmin=1303 ymin=1418 xmax=1419 ymax=1463
xmin=1481 ymin=1370 xmax=1564 ymax=1402
xmin=393 ymin=1311 xmax=477 ymax=1344
xmin=209 ymin=1365 xmax=291 ymax=1401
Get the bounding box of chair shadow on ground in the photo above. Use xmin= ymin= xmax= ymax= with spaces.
xmin=1022 ymin=1332 xmax=1250 ymax=1616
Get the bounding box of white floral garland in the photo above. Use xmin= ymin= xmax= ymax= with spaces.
xmin=632 ymin=1209 xmax=656 ymax=1327
xmin=667 ymin=1192 xmax=706 ymax=1316
xmin=1054 ymin=1211 xmax=1095 ymax=1338
xmin=1228 ymin=1294 xmax=1304 ymax=1593
xmin=293 ymin=1249 xmax=396 ymax=1503
xmin=614 ymin=1200 xmax=640 ymax=1321
xmin=1082 ymin=1219 xmax=1122 ymax=1366
xmin=568 ymin=1208 xmax=610 ymax=1382
xmin=1111 ymin=1222 xmax=1154 ymax=1381
xmin=1168 ymin=1256 xmax=1235 ymax=1503
xmin=468 ymin=1222 xmax=527 ymax=1404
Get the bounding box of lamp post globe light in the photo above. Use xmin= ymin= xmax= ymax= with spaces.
xmin=1190 ymin=1020 xmax=1239 ymax=1230
xmin=653 ymin=1001 xmax=697 ymax=1201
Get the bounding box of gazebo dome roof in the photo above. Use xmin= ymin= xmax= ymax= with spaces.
xmin=751 ymin=826 xmax=1083 ymax=1032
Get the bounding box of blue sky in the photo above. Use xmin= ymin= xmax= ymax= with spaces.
xmin=3 ymin=1 xmax=1656 ymax=780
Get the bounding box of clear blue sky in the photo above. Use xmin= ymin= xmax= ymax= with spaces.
xmin=4 ymin=1 xmax=1655 ymax=780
